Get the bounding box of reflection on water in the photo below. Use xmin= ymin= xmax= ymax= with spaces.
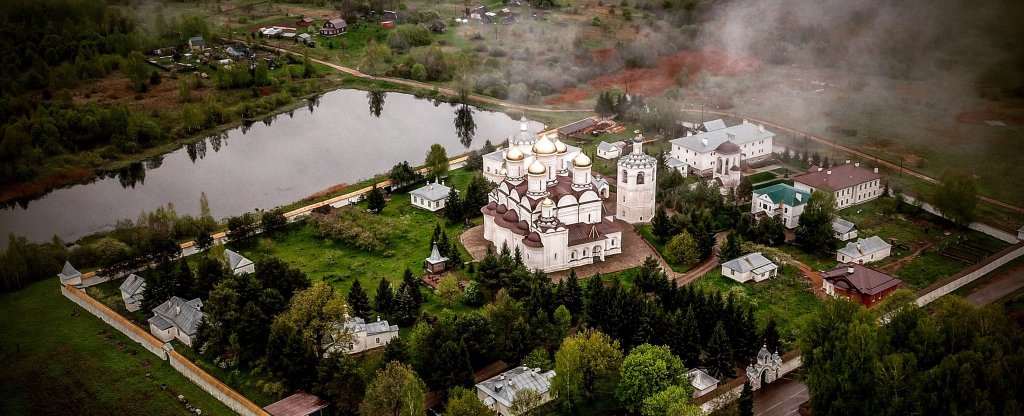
xmin=0 ymin=89 xmax=543 ymax=246
xmin=367 ymin=90 xmax=385 ymax=118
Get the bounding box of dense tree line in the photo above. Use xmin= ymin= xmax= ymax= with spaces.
xmin=802 ymin=293 xmax=1024 ymax=416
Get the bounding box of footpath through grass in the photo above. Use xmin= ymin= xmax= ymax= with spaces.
xmin=0 ymin=280 xmax=234 ymax=416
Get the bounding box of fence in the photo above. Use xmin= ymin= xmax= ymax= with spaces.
xmin=60 ymin=284 xmax=270 ymax=416
xmin=915 ymin=242 xmax=1024 ymax=306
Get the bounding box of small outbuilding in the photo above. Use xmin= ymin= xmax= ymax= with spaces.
xmin=596 ymin=141 xmax=625 ymax=160
xmin=330 ymin=316 xmax=399 ymax=354
xmin=225 ymin=249 xmax=255 ymax=275
xmin=188 ymin=36 xmax=206 ymax=51
xmin=822 ymin=263 xmax=903 ymax=308
xmin=836 ymin=236 xmax=891 ymax=264
xmin=721 ymin=252 xmax=778 ymax=283
xmin=148 ymin=296 xmax=204 ymax=347
xmin=476 ymin=366 xmax=557 ymax=416
xmin=686 ymin=368 xmax=720 ymax=398
xmin=58 ymin=261 xmax=83 ymax=286
xmin=832 ymin=217 xmax=858 ymax=241
xmin=410 ymin=180 xmax=454 ymax=212
xmin=264 ymin=392 xmax=328 ymax=416
xmin=320 ymin=18 xmax=348 ymax=36
xmin=424 ymin=242 xmax=450 ymax=274
xmin=119 ymin=274 xmax=146 ymax=312
xmin=296 ymin=16 xmax=315 ymax=27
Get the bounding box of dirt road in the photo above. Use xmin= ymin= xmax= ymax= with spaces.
xmin=964 ymin=261 xmax=1024 ymax=306
xmin=682 ymin=109 xmax=1024 ymax=215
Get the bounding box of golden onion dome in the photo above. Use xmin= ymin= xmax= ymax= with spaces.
xmin=542 ymin=198 xmax=554 ymax=206
xmin=554 ymin=140 xmax=567 ymax=154
xmin=528 ymin=160 xmax=546 ymax=174
xmin=532 ymin=135 xmax=557 ymax=155
xmin=499 ymin=167 xmax=508 ymax=176
xmin=573 ymin=152 xmax=592 ymax=168
xmin=505 ymin=148 xmax=525 ymax=161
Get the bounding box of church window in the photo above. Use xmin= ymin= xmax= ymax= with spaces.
xmin=554 ymin=253 xmax=557 ymax=260
xmin=621 ymin=170 xmax=628 ymax=183
xmin=636 ymin=172 xmax=645 ymax=184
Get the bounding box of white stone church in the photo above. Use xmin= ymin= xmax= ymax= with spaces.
xmin=480 ymin=123 xmax=656 ymax=272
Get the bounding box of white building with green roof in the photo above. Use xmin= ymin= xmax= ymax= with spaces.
xmin=751 ymin=183 xmax=812 ymax=228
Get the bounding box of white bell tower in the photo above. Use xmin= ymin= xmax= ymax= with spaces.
xmin=616 ymin=131 xmax=657 ymax=223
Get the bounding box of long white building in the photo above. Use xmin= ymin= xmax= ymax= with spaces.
xmin=792 ymin=162 xmax=883 ymax=209
xmin=667 ymin=119 xmax=774 ymax=180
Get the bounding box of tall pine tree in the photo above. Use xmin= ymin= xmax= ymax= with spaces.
xmin=374 ymin=279 xmax=394 ymax=318
xmin=348 ymin=279 xmax=373 ymax=319
xmin=705 ymin=321 xmax=735 ymax=379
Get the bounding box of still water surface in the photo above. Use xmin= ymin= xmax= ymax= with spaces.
xmin=0 ymin=89 xmax=541 ymax=245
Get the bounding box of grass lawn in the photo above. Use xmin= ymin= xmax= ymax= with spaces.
xmin=894 ymin=252 xmax=978 ymax=290
xmin=0 ymin=280 xmax=235 ymax=416
xmin=634 ymin=224 xmax=695 ymax=273
xmin=692 ymin=268 xmax=821 ymax=350
xmin=233 ymin=179 xmax=478 ymax=317
xmin=747 ymin=171 xmax=778 ymax=184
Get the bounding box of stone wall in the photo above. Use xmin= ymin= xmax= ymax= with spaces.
xmin=61 ymin=284 xmax=167 ymax=359
xmin=166 ymin=349 xmax=270 ymax=416
xmin=695 ymin=350 xmax=802 ymax=413
xmin=915 ymin=243 xmax=1024 ymax=307
xmin=60 ymin=284 xmax=270 ymax=416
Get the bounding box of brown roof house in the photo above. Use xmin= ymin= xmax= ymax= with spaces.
xmin=793 ymin=162 xmax=883 ymax=209
xmin=264 ymin=392 xmax=328 ymax=416
xmin=320 ymin=18 xmax=348 ymax=36
xmin=296 ymin=16 xmax=315 ymax=27
xmin=822 ymin=263 xmax=903 ymax=308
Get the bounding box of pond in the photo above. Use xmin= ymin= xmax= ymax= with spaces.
xmin=0 ymin=89 xmax=542 ymax=246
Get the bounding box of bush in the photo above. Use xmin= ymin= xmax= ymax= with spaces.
xmin=309 ymin=207 xmax=405 ymax=252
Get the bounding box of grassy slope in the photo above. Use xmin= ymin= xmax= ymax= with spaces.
xmin=0 ymin=280 xmax=234 ymax=416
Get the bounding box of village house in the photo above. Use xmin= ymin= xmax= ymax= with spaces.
xmin=837 ymin=235 xmax=892 ymax=264
xmin=148 ymin=296 xmax=204 ymax=347
xmin=264 ymin=392 xmax=328 ymax=416
xmin=667 ymin=119 xmax=775 ymax=179
xmin=296 ymin=16 xmax=315 ymax=27
xmin=225 ymin=249 xmax=255 ymax=275
xmin=833 ymin=217 xmax=858 ymax=241
xmin=792 ymin=162 xmax=883 ymax=209
xmin=596 ymin=141 xmax=625 ymax=160
xmin=330 ymin=316 xmax=399 ymax=354
xmin=410 ymin=180 xmax=453 ymax=212
xmin=320 ymin=18 xmax=348 ymax=36
xmin=119 ymin=274 xmax=146 ymax=312
xmin=58 ymin=261 xmax=83 ymax=286
xmin=822 ymin=263 xmax=904 ymax=308
xmin=721 ymin=252 xmax=779 ymax=283
xmin=424 ymin=242 xmax=449 ymax=274
xmin=686 ymin=368 xmax=720 ymax=398
xmin=751 ymin=183 xmax=812 ymax=228
xmin=476 ymin=366 xmax=557 ymax=416
xmin=188 ymin=36 xmax=206 ymax=51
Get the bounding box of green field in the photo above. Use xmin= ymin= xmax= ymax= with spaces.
xmin=0 ymin=280 xmax=234 ymax=416
xmin=692 ymin=268 xmax=821 ymax=350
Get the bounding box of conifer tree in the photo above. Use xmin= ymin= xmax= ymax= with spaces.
xmin=564 ymin=270 xmax=584 ymax=317
xmin=348 ymin=279 xmax=373 ymax=319
xmin=444 ymin=187 xmax=464 ymax=225
xmin=366 ymin=184 xmax=387 ymax=214
xmin=705 ymin=321 xmax=735 ymax=379
xmin=739 ymin=380 xmax=754 ymax=416
xmin=392 ymin=283 xmax=419 ymax=326
xmin=402 ymin=268 xmax=422 ymax=307
xmin=374 ymin=279 xmax=394 ymax=318
xmin=447 ymin=239 xmax=463 ymax=269
xmin=762 ymin=318 xmax=781 ymax=354
xmin=651 ymin=206 xmax=673 ymax=243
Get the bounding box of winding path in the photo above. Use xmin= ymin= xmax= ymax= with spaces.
xmin=681 ymin=109 xmax=1024 ymax=214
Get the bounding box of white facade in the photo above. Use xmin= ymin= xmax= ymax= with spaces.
xmin=668 ymin=120 xmax=774 ymax=177
xmin=721 ymin=252 xmax=778 ymax=283
xmin=482 ymin=117 xmax=582 ymax=184
xmin=793 ymin=163 xmax=883 ymax=209
xmin=596 ymin=141 xmax=624 ymax=160
xmin=686 ymin=368 xmax=720 ymax=398
xmin=225 ymin=249 xmax=255 ymax=275
xmin=481 ymin=131 xmax=624 ymax=273
xmin=119 ymin=274 xmax=146 ymax=312
xmin=476 ymin=366 xmax=556 ymax=416
xmin=617 ymin=134 xmax=658 ymax=223
xmin=751 ymin=184 xmax=812 ymax=229
xmin=331 ymin=316 xmax=399 ymax=355
xmin=833 ymin=218 xmax=858 ymax=241
xmin=57 ymin=261 xmax=83 ymax=286
xmin=148 ymin=296 xmax=204 ymax=347
xmin=837 ymin=236 xmax=892 ymax=264
xmin=410 ymin=180 xmax=453 ymax=212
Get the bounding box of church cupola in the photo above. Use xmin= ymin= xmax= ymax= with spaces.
xmin=631 ymin=130 xmax=644 ymax=155
xmin=572 ymin=153 xmax=593 ymax=190
xmin=527 ymin=160 xmax=548 ymax=197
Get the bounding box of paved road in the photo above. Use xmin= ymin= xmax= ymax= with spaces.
xmin=965 ymin=261 xmax=1024 ymax=306
xmin=754 ymin=375 xmax=808 ymax=416
xmin=681 ymin=109 xmax=1024 ymax=215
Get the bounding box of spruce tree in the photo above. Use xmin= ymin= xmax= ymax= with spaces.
xmin=366 ymin=184 xmax=386 ymax=214
xmin=447 ymin=239 xmax=463 ymax=269
xmin=431 ymin=223 xmax=442 ymax=251
xmin=444 ymin=187 xmax=464 ymax=225
xmin=718 ymin=232 xmax=744 ymax=263
xmin=348 ymin=279 xmax=373 ymax=319
xmin=705 ymin=321 xmax=735 ymax=379
xmin=564 ymin=270 xmax=583 ymax=317
xmin=392 ymin=284 xmax=419 ymax=326
xmin=402 ymin=268 xmax=423 ymax=307
xmin=739 ymin=380 xmax=754 ymax=416
xmin=381 ymin=335 xmax=409 ymax=364
xmin=651 ymin=206 xmax=672 ymax=243
xmin=374 ymin=279 xmax=394 ymax=318
xmin=762 ymin=318 xmax=781 ymax=354
xmin=677 ymin=307 xmax=702 ymax=368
